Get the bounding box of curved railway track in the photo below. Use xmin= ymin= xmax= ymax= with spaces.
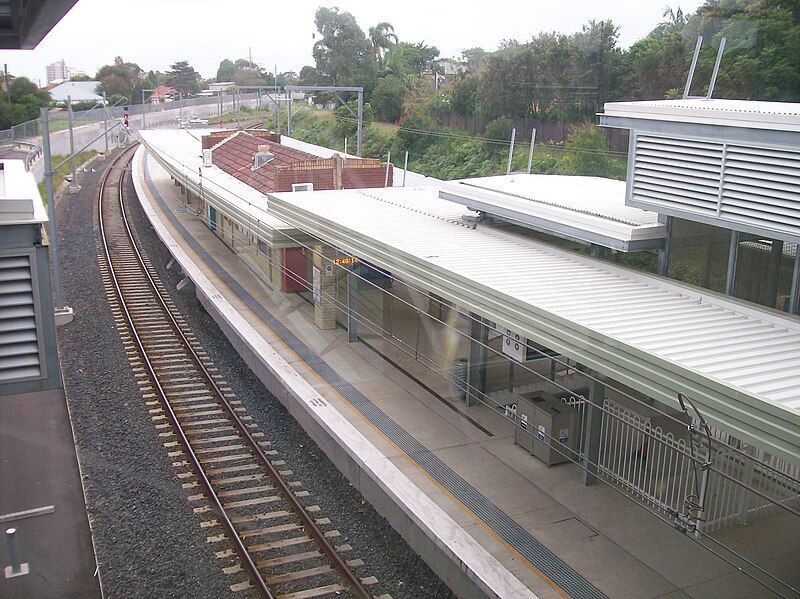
xmin=97 ymin=144 xmax=376 ymax=599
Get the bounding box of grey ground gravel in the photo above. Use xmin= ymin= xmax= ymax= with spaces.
xmin=55 ymin=148 xmax=454 ymax=599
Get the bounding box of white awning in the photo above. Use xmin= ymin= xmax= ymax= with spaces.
xmin=268 ymin=186 xmax=800 ymax=464
xmin=439 ymin=174 xmax=665 ymax=251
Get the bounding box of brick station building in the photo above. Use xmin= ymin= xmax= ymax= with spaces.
xmin=196 ymin=129 xmax=391 ymax=292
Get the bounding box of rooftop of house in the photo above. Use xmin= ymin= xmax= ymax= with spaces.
xmin=149 ymin=84 xmax=176 ymax=100
xmin=48 ymin=80 xmax=102 ymax=103
xmin=208 ymin=129 xmax=392 ymax=194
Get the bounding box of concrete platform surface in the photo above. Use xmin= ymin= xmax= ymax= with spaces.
xmin=0 ymin=388 xmax=101 ymax=599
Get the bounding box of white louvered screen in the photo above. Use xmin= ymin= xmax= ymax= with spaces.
xmin=720 ymin=144 xmax=800 ymax=237
xmin=0 ymin=254 xmax=42 ymax=383
xmin=632 ymin=134 xmax=724 ymax=216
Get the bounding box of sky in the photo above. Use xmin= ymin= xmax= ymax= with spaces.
xmin=0 ymin=0 xmax=705 ymax=85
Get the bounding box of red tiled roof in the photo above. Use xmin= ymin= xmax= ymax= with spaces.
xmin=211 ymin=132 xmax=320 ymax=194
xmin=149 ymin=85 xmax=175 ymax=100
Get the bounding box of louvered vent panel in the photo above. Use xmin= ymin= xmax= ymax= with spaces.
xmin=632 ymin=134 xmax=723 ymax=216
xmin=0 ymin=254 xmax=41 ymax=382
xmin=720 ymin=145 xmax=800 ymax=237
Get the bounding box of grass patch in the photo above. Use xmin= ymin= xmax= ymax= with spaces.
xmin=38 ymin=150 xmax=98 ymax=201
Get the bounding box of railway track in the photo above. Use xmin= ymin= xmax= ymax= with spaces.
xmin=97 ymin=144 xmax=379 ymax=598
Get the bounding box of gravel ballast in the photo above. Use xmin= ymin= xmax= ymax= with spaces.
xmin=56 ymin=149 xmax=454 ymax=598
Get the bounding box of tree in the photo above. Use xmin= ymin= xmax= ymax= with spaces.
xmin=233 ymin=68 xmax=268 ymax=87
xmin=461 ymin=47 xmax=487 ymax=64
xmin=165 ymin=60 xmax=200 ymax=95
xmin=96 ymin=56 xmax=143 ymax=103
xmin=371 ymin=76 xmax=407 ymax=121
xmin=217 ymin=59 xmax=235 ymax=81
xmin=0 ymin=77 xmax=51 ymax=129
xmin=312 ymin=7 xmax=375 ymax=87
xmin=450 ymin=75 xmax=479 ymax=117
xmin=369 ymin=22 xmax=398 ymax=60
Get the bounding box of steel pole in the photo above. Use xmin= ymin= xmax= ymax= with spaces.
xmin=142 ymin=89 xmax=146 ymax=128
xmin=356 ymin=91 xmax=363 ymax=156
xmin=5 ymin=528 xmax=21 ymax=574
xmin=41 ymin=108 xmax=64 ymax=309
xmin=506 ymin=127 xmax=516 ymax=175
xmin=67 ymin=96 xmax=77 ymax=185
xmin=287 ymin=95 xmax=292 ymax=136
xmin=403 ymin=151 xmax=408 ymax=187
xmin=526 ymin=128 xmax=536 ymax=174
xmin=102 ymin=92 xmax=109 ymax=153
xmin=384 ymin=151 xmax=391 ymax=187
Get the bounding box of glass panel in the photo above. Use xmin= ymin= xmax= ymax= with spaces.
xmin=735 ymin=237 xmax=796 ymax=312
xmin=667 ymin=218 xmax=730 ymax=293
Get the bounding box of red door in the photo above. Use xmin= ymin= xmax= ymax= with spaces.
xmin=282 ymin=247 xmax=307 ymax=293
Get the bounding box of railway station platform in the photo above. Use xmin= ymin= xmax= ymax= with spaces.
xmin=132 ymin=145 xmax=800 ymax=599
xmin=0 ymin=388 xmax=101 ymax=599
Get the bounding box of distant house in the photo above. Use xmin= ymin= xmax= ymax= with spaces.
xmin=148 ymin=85 xmax=176 ymax=103
xmin=48 ymin=80 xmax=102 ymax=104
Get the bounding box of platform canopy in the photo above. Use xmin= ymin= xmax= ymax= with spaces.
xmin=439 ymin=174 xmax=666 ymax=251
xmin=0 ymin=0 xmax=78 ymax=49
xmin=268 ymin=185 xmax=800 ymax=464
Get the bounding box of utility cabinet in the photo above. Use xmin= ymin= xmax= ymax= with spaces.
xmin=514 ymin=392 xmax=579 ymax=467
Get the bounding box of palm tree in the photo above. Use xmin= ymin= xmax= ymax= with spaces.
xmin=369 ymin=22 xmax=398 ymax=60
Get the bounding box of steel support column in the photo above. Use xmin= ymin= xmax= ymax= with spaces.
xmin=789 ymin=250 xmax=800 ymax=315
xmin=581 ymin=376 xmax=606 ymax=486
xmin=466 ymin=313 xmax=488 ymax=408
xmin=725 ymin=230 xmax=740 ymax=296
xmin=765 ymin=240 xmax=784 ymax=308
xmin=657 ymin=216 xmax=672 ymax=276
xmin=347 ymin=268 xmax=358 ymax=343
xmin=41 ymin=108 xmax=63 ymax=309
xmin=356 ymin=91 xmax=363 ymax=156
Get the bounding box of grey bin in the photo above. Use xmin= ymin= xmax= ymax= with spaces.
xmin=515 ymin=392 xmax=579 ymax=467
xmin=452 ymin=358 xmax=468 ymax=401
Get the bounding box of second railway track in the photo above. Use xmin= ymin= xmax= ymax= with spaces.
xmin=97 ymin=144 xmax=381 ymax=599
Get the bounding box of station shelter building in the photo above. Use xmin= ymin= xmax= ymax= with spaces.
xmin=139 ymin=102 xmax=800 ymax=595
xmin=174 ymin=129 xmax=391 ymax=295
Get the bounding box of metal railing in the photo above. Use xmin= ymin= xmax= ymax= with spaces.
xmin=589 ymin=398 xmax=800 ymax=533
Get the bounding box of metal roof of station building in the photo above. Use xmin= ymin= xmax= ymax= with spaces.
xmin=268 ymin=186 xmax=800 ymax=464
xmin=602 ymin=98 xmax=800 ymax=132
xmin=0 ymin=159 xmax=48 ymax=225
xmin=439 ymin=174 xmax=666 ymax=251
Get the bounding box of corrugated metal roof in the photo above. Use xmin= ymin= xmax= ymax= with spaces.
xmin=439 ymin=174 xmax=666 ymax=251
xmin=0 ymin=160 xmax=48 ymax=226
xmin=268 ymin=186 xmax=800 ymax=463
xmin=602 ymin=99 xmax=800 ymax=132
xmin=49 ymin=81 xmax=102 ymax=103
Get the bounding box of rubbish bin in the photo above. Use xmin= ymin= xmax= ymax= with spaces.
xmin=452 ymin=358 xmax=468 ymax=401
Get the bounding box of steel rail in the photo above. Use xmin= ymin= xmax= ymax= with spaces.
xmin=99 ymin=144 xmax=370 ymax=598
